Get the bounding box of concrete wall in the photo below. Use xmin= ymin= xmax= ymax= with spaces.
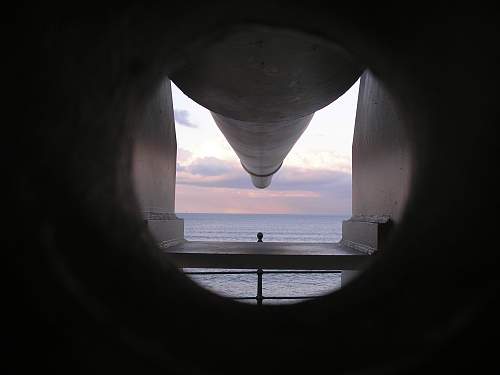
xmin=342 ymin=70 xmax=411 ymax=253
xmin=132 ymin=78 xmax=183 ymax=246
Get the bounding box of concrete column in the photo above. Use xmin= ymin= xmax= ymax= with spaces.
xmin=342 ymin=70 xmax=411 ymax=253
xmin=132 ymin=79 xmax=184 ymax=247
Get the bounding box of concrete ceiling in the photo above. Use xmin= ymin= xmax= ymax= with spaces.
xmin=171 ymin=24 xmax=363 ymax=122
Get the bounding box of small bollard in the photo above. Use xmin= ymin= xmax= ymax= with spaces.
xmin=257 ymin=232 xmax=263 ymax=242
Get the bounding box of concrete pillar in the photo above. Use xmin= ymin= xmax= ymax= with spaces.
xmin=342 ymin=70 xmax=411 ymax=253
xmin=132 ymin=79 xmax=184 ymax=247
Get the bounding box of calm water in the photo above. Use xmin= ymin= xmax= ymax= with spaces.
xmin=177 ymin=213 xmax=348 ymax=304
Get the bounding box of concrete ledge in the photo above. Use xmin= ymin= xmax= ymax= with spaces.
xmin=144 ymin=216 xmax=184 ymax=247
xmin=164 ymin=241 xmax=369 ymax=270
xmin=341 ymin=216 xmax=391 ymax=254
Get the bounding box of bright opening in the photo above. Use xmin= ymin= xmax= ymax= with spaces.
xmin=172 ymin=79 xmax=360 ymax=303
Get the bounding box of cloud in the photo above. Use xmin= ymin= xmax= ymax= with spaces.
xmin=177 ymin=158 xmax=251 ymax=189
xmin=174 ymin=109 xmax=198 ymax=128
xmin=272 ymin=167 xmax=351 ymax=195
xmin=175 ymin=155 xmax=352 ymax=214
xmin=177 ymin=156 xmax=350 ymax=193
xmin=187 ymin=157 xmax=234 ymax=176
xmin=177 ymin=148 xmax=192 ymax=163
xmin=176 ymin=184 xmax=351 ymax=214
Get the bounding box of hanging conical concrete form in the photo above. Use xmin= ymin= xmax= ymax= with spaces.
xmin=211 ymin=112 xmax=314 ymax=188
xmin=171 ymin=25 xmax=362 ymax=188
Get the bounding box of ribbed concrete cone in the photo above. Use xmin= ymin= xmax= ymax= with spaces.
xmin=171 ymin=25 xmax=362 ymax=188
xmin=212 ymin=112 xmax=313 ymax=188
xmin=251 ymin=175 xmax=273 ymax=189
xmin=242 ymin=161 xmax=281 ymax=189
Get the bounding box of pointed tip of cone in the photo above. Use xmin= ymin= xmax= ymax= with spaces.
xmin=251 ymin=175 xmax=273 ymax=189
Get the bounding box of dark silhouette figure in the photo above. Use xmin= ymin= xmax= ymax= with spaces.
xmin=257 ymin=232 xmax=263 ymax=242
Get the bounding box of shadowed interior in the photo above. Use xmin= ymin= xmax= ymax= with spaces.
xmin=7 ymin=3 xmax=500 ymax=375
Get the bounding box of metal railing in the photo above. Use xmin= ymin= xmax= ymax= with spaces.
xmin=184 ymin=269 xmax=341 ymax=305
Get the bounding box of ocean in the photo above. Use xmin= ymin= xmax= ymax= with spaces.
xmin=177 ymin=213 xmax=348 ymax=304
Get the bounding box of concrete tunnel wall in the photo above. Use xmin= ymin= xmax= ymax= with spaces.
xmin=7 ymin=3 xmax=500 ymax=375
xmin=132 ymin=79 xmax=183 ymax=245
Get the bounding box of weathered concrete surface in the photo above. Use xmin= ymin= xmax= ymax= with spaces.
xmin=211 ymin=112 xmax=313 ymax=188
xmin=341 ymin=216 xmax=391 ymax=254
xmin=165 ymin=241 xmax=369 ymax=269
xmin=341 ymin=70 xmax=410 ymax=252
xmin=351 ymin=71 xmax=411 ymax=223
xmin=171 ymin=25 xmax=362 ymax=123
xmin=172 ymin=24 xmax=362 ymax=188
xmin=132 ymin=79 xmax=183 ymax=244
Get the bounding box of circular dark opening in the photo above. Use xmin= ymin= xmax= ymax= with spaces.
xmin=12 ymin=4 xmax=498 ymax=375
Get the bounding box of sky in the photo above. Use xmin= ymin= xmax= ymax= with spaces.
xmin=172 ymin=79 xmax=359 ymax=215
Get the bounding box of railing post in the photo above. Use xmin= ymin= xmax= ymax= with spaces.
xmin=256 ymin=268 xmax=263 ymax=306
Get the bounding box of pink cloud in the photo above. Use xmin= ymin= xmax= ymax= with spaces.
xmin=175 ymin=155 xmax=351 ymax=214
xmin=176 ymin=185 xmax=350 ymax=214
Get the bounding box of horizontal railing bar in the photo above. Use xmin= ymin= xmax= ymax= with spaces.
xmin=184 ymin=270 xmax=341 ymax=275
xmin=261 ymin=270 xmax=341 ymax=274
xmin=232 ymin=297 xmax=258 ymax=300
xmin=184 ymin=271 xmax=257 ymax=275
xmin=184 ymin=268 xmax=337 ymax=304
xmin=260 ymin=296 xmax=319 ymax=299
xmin=229 ymin=296 xmax=323 ymax=300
